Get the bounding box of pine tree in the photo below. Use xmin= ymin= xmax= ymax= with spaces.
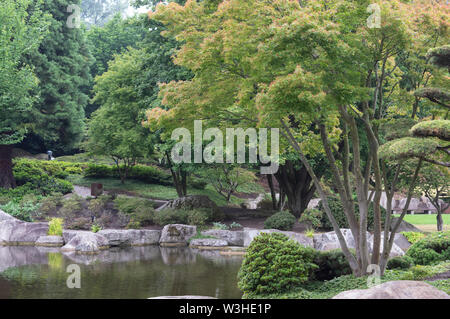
xmin=21 ymin=0 xmax=92 ymax=154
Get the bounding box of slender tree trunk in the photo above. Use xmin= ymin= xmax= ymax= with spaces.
xmin=0 ymin=145 xmax=16 ymax=189
xmin=437 ymin=209 xmax=443 ymax=231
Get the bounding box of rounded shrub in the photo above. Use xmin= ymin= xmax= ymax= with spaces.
xmin=406 ymin=231 xmax=450 ymax=265
xmin=238 ymin=232 xmax=317 ymax=295
xmin=299 ymin=208 xmax=323 ymax=229
xmin=187 ymin=209 xmax=209 ymax=226
xmin=313 ymin=249 xmax=353 ymax=280
xmin=264 ymin=211 xmax=296 ymax=231
xmin=386 ymin=255 xmax=414 ymax=270
xmin=153 ymin=209 xmax=188 ymax=226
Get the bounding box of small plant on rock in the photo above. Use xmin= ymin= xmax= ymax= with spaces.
xmin=48 ymin=218 xmax=63 ymax=236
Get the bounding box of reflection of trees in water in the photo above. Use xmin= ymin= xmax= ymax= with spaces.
xmin=0 ymin=246 xmax=243 ymax=298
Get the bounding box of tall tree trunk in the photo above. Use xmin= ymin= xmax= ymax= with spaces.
xmin=0 ymin=145 xmax=16 ymax=189
xmin=437 ymin=209 xmax=443 ymax=232
xmin=274 ymin=160 xmax=316 ymax=218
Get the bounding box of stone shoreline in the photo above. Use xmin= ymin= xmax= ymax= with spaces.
xmin=0 ymin=209 xmax=408 ymax=256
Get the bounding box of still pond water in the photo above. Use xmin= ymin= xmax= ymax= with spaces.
xmin=0 ymin=246 xmax=243 ymax=299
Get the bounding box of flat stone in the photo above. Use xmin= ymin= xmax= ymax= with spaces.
xmin=200 ymin=229 xmax=244 ymax=246
xmin=189 ymin=238 xmax=228 ymax=249
xmin=332 ymin=281 xmax=450 ymax=299
xmin=159 ymin=224 xmax=197 ymax=246
xmin=98 ymin=229 xmax=161 ymax=246
xmin=35 ymin=235 xmax=64 ymax=247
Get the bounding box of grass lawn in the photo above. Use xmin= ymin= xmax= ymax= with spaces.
xmin=393 ymin=213 xmax=450 ymax=232
xmin=67 ymin=175 xmax=247 ymax=207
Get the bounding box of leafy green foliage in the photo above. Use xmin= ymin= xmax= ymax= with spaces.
xmin=238 ymin=233 xmax=317 ymax=295
xmin=0 ymin=0 xmax=50 ymax=146
xmin=48 ymin=218 xmax=63 ymax=236
xmin=406 ymin=231 xmax=450 ymax=265
xmin=264 ymin=211 xmax=296 ymax=231
xmin=86 ymin=48 xmax=154 ymax=181
xmin=0 ymin=200 xmax=41 ymax=222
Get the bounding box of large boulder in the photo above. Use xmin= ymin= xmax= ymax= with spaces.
xmin=159 ymin=224 xmax=197 ymax=246
xmin=156 ymin=195 xmax=223 ymax=219
xmin=332 ymin=281 xmax=450 ymax=299
xmin=200 ymin=229 xmax=244 ymax=246
xmin=98 ymin=229 xmax=161 ymax=247
xmin=313 ymin=229 xmax=405 ymax=257
xmin=61 ymin=231 xmax=109 ymax=254
xmin=35 ymin=235 xmax=64 ymax=247
xmin=0 ymin=220 xmax=48 ymax=245
xmin=243 ymin=228 xmax=314 ymax=248
xmin=0 ymin=209 xmax=17 ymax=222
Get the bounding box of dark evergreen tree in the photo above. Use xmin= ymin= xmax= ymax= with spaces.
xmin=21 ymin=0 xmax=92 ymax=155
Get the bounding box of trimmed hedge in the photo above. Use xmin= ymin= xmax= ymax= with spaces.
xmin=406 ymin=231 xmax=450 ymax=265
xmin=264 ymin=211 xmax=296 ymax=231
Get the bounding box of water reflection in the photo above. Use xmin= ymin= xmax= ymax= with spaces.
xmin=0 ymin=246 xmax=243 ymax=299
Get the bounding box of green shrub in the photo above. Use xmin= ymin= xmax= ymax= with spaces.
xmin=386 ymin=255 xmax=415 ymax=270
xmin=401 ymin=231 xmax=426 ymax=244
xmin=153 ymin=209 xmax=188 ymax=226
xmin=313 ymin=249 xmax=353 ymax=281
xmin=187 ymin=209 xmax=209 ymax=226
xmin=38 ymin=193 xmax=64 ymax=214
xmin=264 ymin=211 xmax=296 ymax=231
xmin=238 ymin=232 xmax=317 ymax=295
xmin=113 ymin=196 xmax=155 ymax=226
xmin=299 ymin=208 xmax=323 ymax=229
xmin=48 ymin=218 xmax=63 ymax=236
xmin=59 ymin=196 xmax=83 ymax=219
xmin=406 ymin=231 xmax=450 ymax=265
xmin=126 ymin=219 xmax=142 ymax=229
xmin=213 ymin=222 xmax=229 ymax=230
xmin=230 ymin=222 xmax=243 ymax=230
xmin=318 ymin=196 xmax=386 ymax=230
xmin=187 ymin=177 xmax=207 ymax=190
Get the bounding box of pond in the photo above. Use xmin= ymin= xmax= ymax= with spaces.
xmin=0 ymin=246 xmax=244 ymax=299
